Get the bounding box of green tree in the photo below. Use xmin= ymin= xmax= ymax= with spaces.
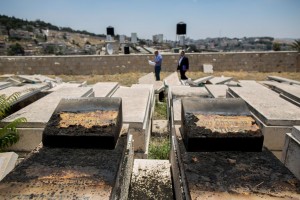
xmin=7 ymin=43 xmax=25 ymax=56
xmin=291 ymin=39 xmax=300 ymax=52
xmin=272 ymin=43 xmax=281 ymax=51
xmin=0 ymin=93 xmax=27 ymax=150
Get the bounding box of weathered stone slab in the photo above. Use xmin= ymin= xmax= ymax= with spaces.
xmin=228 ymin=85 xmax=300 ymax=126
xmin=186 ymin=75 xmax=213 ymax=86
xmin=170 ymin=86 xmax=209 ymax=98
xmin=0 ymin=84 xmax=49 ymax=96
xmin=138 ymin=73 xmax=164 ymax=93
xmin=268 ymin=75 xmax=300 ymax=85
xmin=203 ymin=64 xmax=213 ymax=73
xmin=181 ymin=98 xmax=263 ymax=152
xmin=205 ymin=84 xmax=228 ymax=98
xmin=93 ymin=82 xmax=119 ymax=97
xmin=0 ymin=84 xmax=50 ymax=105
xmin=129 ymin=159 xmax=173 ymax=200
xmin=208 ymin=76 xmax=232 ymax=85
xmin=292 ymin=125 xmax=300 ymax=142
xmin=0 ymin=125 xmax=134 ymax=200
xmin=169 ymin=86 xmax=209 ymax=125
xmin=237 ymin=80 xmax=260 ymax=87
xmin=252 ymin=113 xmax=292 ymax=150
xmin=225 ymin=80 xmax=239 ymax=87
xmin=138 ymin=72 xmax=155 ymax=84
xmin=112 ymin=86 xmax=153 ymax=154
xmin=282 ymin=126 xmax=300 ymax=180
xmin=2 ymin=87 xmax=93 ymax=128
xmin=0 ymin=87 xmax=93 ymax=152
xmin=0 ymin=152 xmax=18 ymax=181
xmin=42 ymin=97 xmax=123 ymax=149
xmin=17 ymin=75 xmax=56 ymax=84
xmin=171 ymin=125 xmax=300 ymax=200
xmin=261 ymin=80 xmax=300 ymax=104
xmin=47 ymin=83 xmax=82 ymax=91
xmin=163 ymin=72 xmax=181 ymax=87
xmin=0 ymin=82 xmax=12 ymax=90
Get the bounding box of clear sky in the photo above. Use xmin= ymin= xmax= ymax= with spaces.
xmin=1 ymin=0 xmax=299 ymax=40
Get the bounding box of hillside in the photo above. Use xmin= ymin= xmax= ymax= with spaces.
xmin=0 ymin=14 xmax=107 ymax=55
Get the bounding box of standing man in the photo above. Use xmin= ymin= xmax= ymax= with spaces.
xmin=154 ymin=50 xmax=162 ymax=81
xmin=177 ymin=50 xmax=189 ymax=80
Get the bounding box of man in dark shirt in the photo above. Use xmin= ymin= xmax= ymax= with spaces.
xmin=177 ymin=50 xmax=189 ymax=80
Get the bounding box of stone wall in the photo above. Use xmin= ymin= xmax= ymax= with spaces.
xmin=0 ymin=51 xmax=299 ymax=75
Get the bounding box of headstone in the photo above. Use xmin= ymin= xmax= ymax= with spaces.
xmin=208 ymin=76 xmax=232 ymax=85
xmin=203 ymin=64 xmax=213 ymax=73
xmin=282 ymin=126 xmax=300 ymax=180
xmin=0 ymin=152 xmax=18 ymax=181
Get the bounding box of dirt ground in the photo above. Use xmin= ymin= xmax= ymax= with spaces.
xmin=52 ymin=71 xmax=300 ymax=86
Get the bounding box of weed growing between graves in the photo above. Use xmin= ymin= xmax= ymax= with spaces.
xmin=154 ymin=100 xmax=167 ymax=120
xmin=148 ymin=136 xmax=170 ymax=160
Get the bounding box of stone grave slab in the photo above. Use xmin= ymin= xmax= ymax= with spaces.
xmin=138 ymin=72 xmax=155 ymax=84
xmin=17 ymin=75 xmax=56 ymax=84
xmin=0 ymin=152 xmax=18 ymax=181
xmin=268 ymin=75 xmax=300 ymax=85
xmin=163 ymin=72 xmax=181 ymax=87
xmin=0 ymin=82 xmax=12 ymax=90
xmin=224 ymin=80 xmax=239 ymax=86
xmin=228 ymin=85 xmax=300 ymax=126
xmin=205 ymin=84 xmax=228 ymax=98
xmin=203 ymin=64 xmax=213 ymax=73
xmin=0 ymin=87 xmax=93 ymax=151
xmin=0 ymin=125 xmax=134 ymax=200
xmin=261 ymin=81 xmax=300 ymax=105
xmin=47 ymin=82 xmax=82 ymax=91
xmin=181 ymin=98 xmax=263 ymax=152
xmin=0 ymin=84 xmax=50 ymax=106
xmin=42 ymin=97 xmax=123 ymax=149
xmin=171 ymin=125 xmax=300 ymax=200
xmin=93 ymin=82 xmax=119 ymax=97
xmin=169 ymin=86 xmax=209 ymax=125
xmin=129 ymin=159 xmax=173 ymax=199
xmin=228 ymin=85 xmax=300 ymax=150
xmin=237 ymin=80 xmax=264 ymax=87
xmin=112 ymin=87 xmax=153 ymax=156
xmin=207 ymin=76 xmax=232 ymax=85
xmin=186 ymin=76 xmax=214 ymax=86
xmin=292 ymin=125 xmax=300 ymax=141
xmin=282 ymin=126 xmax=300 ymax=180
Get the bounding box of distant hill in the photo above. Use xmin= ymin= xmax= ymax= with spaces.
xmin=0 ymin=14 xmax=105 ymax=37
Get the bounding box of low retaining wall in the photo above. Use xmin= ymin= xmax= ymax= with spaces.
xmin=0 ymin=51 xmax=299 ymax=75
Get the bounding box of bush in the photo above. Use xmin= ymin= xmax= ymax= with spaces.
xmin=7 ymin=43 xmax=24 ymax=55
xmin=0 ymin=93 xmax=26 ymax=150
